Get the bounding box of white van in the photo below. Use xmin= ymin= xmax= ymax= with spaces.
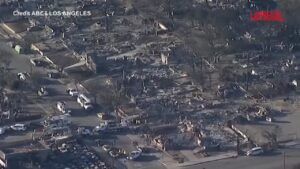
xmin=77 ymin=94 xmax=93 ymax=110
xmin=246 ymin=147 xmax=264 ymax=156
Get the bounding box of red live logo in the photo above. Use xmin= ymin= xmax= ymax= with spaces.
xmin=250 ymin=9 xmax=285 ymax=22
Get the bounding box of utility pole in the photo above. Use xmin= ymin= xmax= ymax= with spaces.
xmin=164 ymin=0 xmax=174 ymax=29
xmin=208 ymin=70 xmax=212 ymax=90
xmin=236 ymin=136 xmax=240 ymax=155
xmin=192 ymin=53 xmax=196 ymax=72
xmin=201 ymin=56 xmax=203 ymax=73
xmin=104 ymin=0 xmax=110 ymax=32
xmin=166 ymin=0 xmax=172 ymax=19
xmin=246 ymin=52 xmax=250 ymax=90
xmin=30 ymin=62 xmax=33 ymax=74
xmin=283 ymin=151 xmax=286 ymax=169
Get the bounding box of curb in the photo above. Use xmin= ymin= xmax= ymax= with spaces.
xmin=179 ymin=153 xmax=238 ymax=167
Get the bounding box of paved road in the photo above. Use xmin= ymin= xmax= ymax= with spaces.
xmin=0 ymin=33 xmax=99 ymax=128
xmin=1 ymin=31 xmax=167 ymax=169
xmin=183 ymin=147 xmax=300 ymax=169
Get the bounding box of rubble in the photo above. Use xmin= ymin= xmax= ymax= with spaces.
xmin=237 ymin=105 xmax=272 ymax=122
xmin=0 ymin=0 xmax=299 ymax=168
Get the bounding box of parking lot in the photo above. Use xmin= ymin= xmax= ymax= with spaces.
xmin=84 ymin=135 xmax=166 ymax=169
xmin=41 ymin=140 xmax=111 ymax=169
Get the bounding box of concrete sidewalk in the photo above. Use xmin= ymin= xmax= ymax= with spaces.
xmin=162 ymin=152 xmax=238 ymax=169
xmin=279 ymin=140 xmax=300 ymax=148
xmin=179 ymin=152 xmax=238 ymax=167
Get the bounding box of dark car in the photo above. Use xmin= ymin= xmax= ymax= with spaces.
xmin=48 ymin=72 xmax=61 ymax=79
xmin=30 ymin=59 xmax=49 ymax=67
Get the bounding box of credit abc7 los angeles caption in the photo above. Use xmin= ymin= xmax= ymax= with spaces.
xmin=13 ymin=10 xmax=92 ymax=17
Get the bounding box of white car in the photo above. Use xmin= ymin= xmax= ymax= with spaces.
xmin=0 ymin=127 xmax=7 ymax=135
xmin=57 ymin=101 xmax=71 ymax=114
xmin=58 ymin=143 xmax=68 ymax=153
xmin=94 ymin=124 xmax=108 ymax=132
xmin=102 ymin=145 xmax=112 ymax=152
xmin=30 ymin=58 xmax=49 ymax=67
xmin=10 ymin=124 xmax=27 ymax=131
xmin=121 ymin=120 xmax=129 ymax=127
xmin=77 ymin=127 xmax=92 ymax=136
xmin=246 ymin=147 xmax=264 ymax=156
xmin=127 ymin=150 xmax=142 ymax=160
xmin=76 ymin=94 xmax=93 ymax=110
xmin=109 ymin=150 xmax=120 ymax=158
xmin=66 ymin=88 xmax=78 ymax=97
xmin=38 ymin=87 xmax=49 ymax=96
xmin=83 ymin=102 xmax=93 ymax=110
xmin=17 ymin=72 xmax=29 ymax=80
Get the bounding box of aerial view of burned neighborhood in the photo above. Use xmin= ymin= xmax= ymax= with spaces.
xmin=0 ymin=0 xmax=299 ymax=169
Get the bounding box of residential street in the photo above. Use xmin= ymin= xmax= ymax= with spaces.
xmin=0 ymin=33 xmax=99 ymax=140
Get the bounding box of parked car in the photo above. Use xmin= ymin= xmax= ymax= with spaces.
xmin=136 ymin=146 xmax=151 ymax=153
xmin=109 ymin=150 xmax=120 ymax=158
xmin=30 ymin=59 xmax=49 ymax=67
xmin=0 ymin=127 xmax=8 ymax=135
xmin=246 ymin=147 xmax=264 ymax=156
xmin=77 ymin=127 xmax=92 ymax=136
xmin=48 ymin=72 xmax=61 ymax=79
xmin=83 ymin=102 xmax=93 ymax=110
xmin=17 ymin=72 xmax=29 ymax=80
xmin=38 ymin=87 xmax=49 ymax=96
xmin=77 ymin=94 xmax=93 ymax=110
xmin=266 ymin=116 xmax=272 ymax=122
xmin=10 ymin=124 xmax=27 ymax=131
xmin=57 ymin=101 xmax=71 ymax=114
xmin=58 ymin=143 xmax=68 ymax=153
xmin=102 ymin=145 xmax=112 ymax=152
xmin=97 ymin=112 xmax=113 ymax=120
xmin=94 ymin=124 xmax=108 ymax=132
xmin=127 ymin=150 xmax=142 ymax=160
xmin=66 ymin=88 xmax=78 ymax=97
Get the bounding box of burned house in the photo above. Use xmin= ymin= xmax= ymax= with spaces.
xmin=31 ymin=39 xmax=79 ymax=70
xmin=0 ymin=141 xmax=50 ymax=169
xmin=151 ymin=124 xmax=199 ymax=151
xmin=117 ymin=103 xmax=148 ymax=124
xmin=85 ymin=53 xmax=107 ymax=74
